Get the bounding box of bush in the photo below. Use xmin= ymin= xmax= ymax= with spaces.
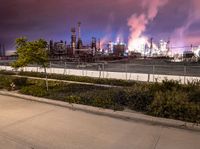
xmin=187 ymin=87 xmax=200 ymax=103
xmin=0 ymin=70 xmax=16 ymax=75
xmin=0 ymin=73 xmax=199 ymax=123
xmin=12 ymin=77 xmax=28 ymax=89
xmin=150 ymin=80 xmax=182 ymax=93
xmin=20 ymin=85 xmax=49 ymax=97
xmin=126 ymin=86 xmax=153 ymax=112
xmin=65 ymin=95 xmax=82 ymax=104
xmin=149 ymin=90 xmax=200 ymax=123
xmin=0 ymin=75 xmax=13 ymax=90
xmin=18 ymin=71 xmax=137 ymax=87
xmin=73 ymin=89 xmax=125 ymax=110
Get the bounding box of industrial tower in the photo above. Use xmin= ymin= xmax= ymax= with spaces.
xmin=77 ymin=22 xmax=83 ymax=49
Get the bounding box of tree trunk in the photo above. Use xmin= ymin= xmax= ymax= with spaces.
xmin=44 ymin=67 xmax=49 ymax=91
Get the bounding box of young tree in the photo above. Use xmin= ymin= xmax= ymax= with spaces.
xmin=12 ymin=37 xmax=49 ymax=90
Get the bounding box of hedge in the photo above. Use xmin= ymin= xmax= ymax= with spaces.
xmin=0 ymin=74 xmax=199 ymax=123
xmin=18 ymin=71 xmax=138 ymax=87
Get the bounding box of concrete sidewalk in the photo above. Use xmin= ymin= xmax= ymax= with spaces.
xmin=0 ymin=94 xmax=200 ymax=149
xmin=0 ymin=90 xmax=199 ymax=132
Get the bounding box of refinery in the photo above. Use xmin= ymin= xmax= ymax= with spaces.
xmin=46 ymin=22 xmax=200 ymax=63
xmin=1 ymin=21 xmax=200 ymax=63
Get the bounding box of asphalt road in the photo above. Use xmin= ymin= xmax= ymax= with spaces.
xmin=0 ymin=95 xmax=200 ymax=149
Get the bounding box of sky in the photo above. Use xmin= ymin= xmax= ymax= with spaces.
xmin=0 ymin=0 xmax=200 ymax=50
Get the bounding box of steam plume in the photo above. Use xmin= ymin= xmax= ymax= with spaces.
xmin=127 ymin=0 xmax=168 ymax=51
xmin=172 ymin=0 xmax=200 ymax=47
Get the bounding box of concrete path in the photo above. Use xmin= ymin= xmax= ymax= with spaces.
xmin=0 ymin=95 xmax=199 ymax=149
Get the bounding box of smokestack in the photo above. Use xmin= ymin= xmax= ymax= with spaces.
xmin=91 ymin=37 xmax=96 ymax=49
xmin=150 ymin=37 xmax=153 ymax=56
xmin=167 ymin=39 xmax=170 ymax=54
xmin=91 ymin=37 xmax=97 ymax=55
xmin=78 ymin=22 xmax=81 ymax=40
xmin=71 ymin=27 xmax=76 ymax=48
xmin=98 ymin=38 xmax=101 ymax=51
xmin=77 ymin=22 xmax=83 ymax=49
xmin=71 ymin=27 xmax=76 ymax=55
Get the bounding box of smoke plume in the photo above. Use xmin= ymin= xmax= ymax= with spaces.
xmin=172 ymin=0 xmax=200 ymax=47
xmin=127 ymin=0 xmax=168 ymax=51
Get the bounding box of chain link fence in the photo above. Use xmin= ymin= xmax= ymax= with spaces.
xmin=1 ymin=61 xmax=200 ymax=84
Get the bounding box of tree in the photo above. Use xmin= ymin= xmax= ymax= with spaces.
xmin=12 ymin=37 xmax=49 ymax=91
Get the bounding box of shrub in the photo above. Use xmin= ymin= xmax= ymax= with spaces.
xmin=77 ymin=89 xmax=125 ymax=110
xmin=0 ymin=70 xmax=16 ymax=75
xmin=189 ymin=92 xmax=200 ymax=103
xmin=12 ymin=77 xmax=28 ymax=89
xmin=149 ymin=90 xmax=200 ymax=123
xmin=0 ymin=73 xmax=199 ymax=123
xmin=65 ymin=95 xmax=82 ymax=104
xmin=20 ymin=85 xmax=49 ymax=97
xmin=150 ymin=80 xmax=182 ymax=93
xmin=18 ymin=71 xmax=137 ymax=87
xmin=0 ymin=75 xmax=13 ymax=90
xmin=126 ymin=86 xmax=153 ymax=112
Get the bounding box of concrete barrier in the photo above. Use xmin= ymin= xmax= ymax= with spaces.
xmin=0 ymin=65 xmax=200 ymax=84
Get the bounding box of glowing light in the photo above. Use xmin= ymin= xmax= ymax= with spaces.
xmin=194 ymin=46 xmax=200 ymax=57
xmin=128 ymin=36 xmax=148 ymax=52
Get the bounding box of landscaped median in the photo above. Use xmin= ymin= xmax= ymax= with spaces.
xmin=0 ymin=70 xmax=138 ymax=87
xmin=0 ymin=72 xmax=199 ymax=124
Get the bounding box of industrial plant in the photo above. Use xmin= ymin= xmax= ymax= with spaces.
xmin=0 ymin=22 xmax=200 ymax=63
xmin=47 ymin=22 xmax=200 ymax=63
xmin=48 ymin=22 xmax=130 ymax=62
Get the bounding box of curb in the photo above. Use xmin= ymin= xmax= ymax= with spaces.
xmin=0 ymin=90 xmax=199 ymax=132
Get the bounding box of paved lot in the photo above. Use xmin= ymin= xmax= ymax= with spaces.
xmin=0 ymin=95 xmax=199 ymax=149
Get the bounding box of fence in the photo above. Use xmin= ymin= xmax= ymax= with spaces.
xmin=1 ymin=62 xmax=200 ymax=84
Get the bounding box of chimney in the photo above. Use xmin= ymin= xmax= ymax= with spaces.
xmin=78 ymin=22 xmax=81 ymax=40
xmin=77 ymin=22 xmax=83 ymax=49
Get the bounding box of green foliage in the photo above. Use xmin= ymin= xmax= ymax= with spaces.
xmin=0 ymin=73 xmax=199 ymax=123
xmin=126 ymin=86 xmax=153 ymax=112
xmin=188 ymin=89 xmax=200 ymax=103
xmin=12 ymin=37 xmax=48 ymax=68
xmin=0 ymin=70 xmax=15 ymax=75
xmin=12 ymin=77 xmax=27 ymax=87
xmin=0 ymin=75 xmax=28 ymax=90
xmin=20 ymin=85 xmax=49 ymax=97
xmin=149 ymin=90 xmax=200 ymax=123
xmin=77 ymin=89 xmax=125 ymax=110
xmin=18 ymin=71 xmax=137 ymax=87
xmin=12 ymin=37 xmax=49 ymax=90
xmin=0 ymin=75 xmax=12 ymax=90
xmin=149 ymin=80 xmax=182 ymax=93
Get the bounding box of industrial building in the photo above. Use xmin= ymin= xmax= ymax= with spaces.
xmin=107 ymin=41 xmax=126 ymax=56
xmin=49 ymin=22 xmax=98 ymax=62
xmin=47 ymin=22 xmax=200 ymax=63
